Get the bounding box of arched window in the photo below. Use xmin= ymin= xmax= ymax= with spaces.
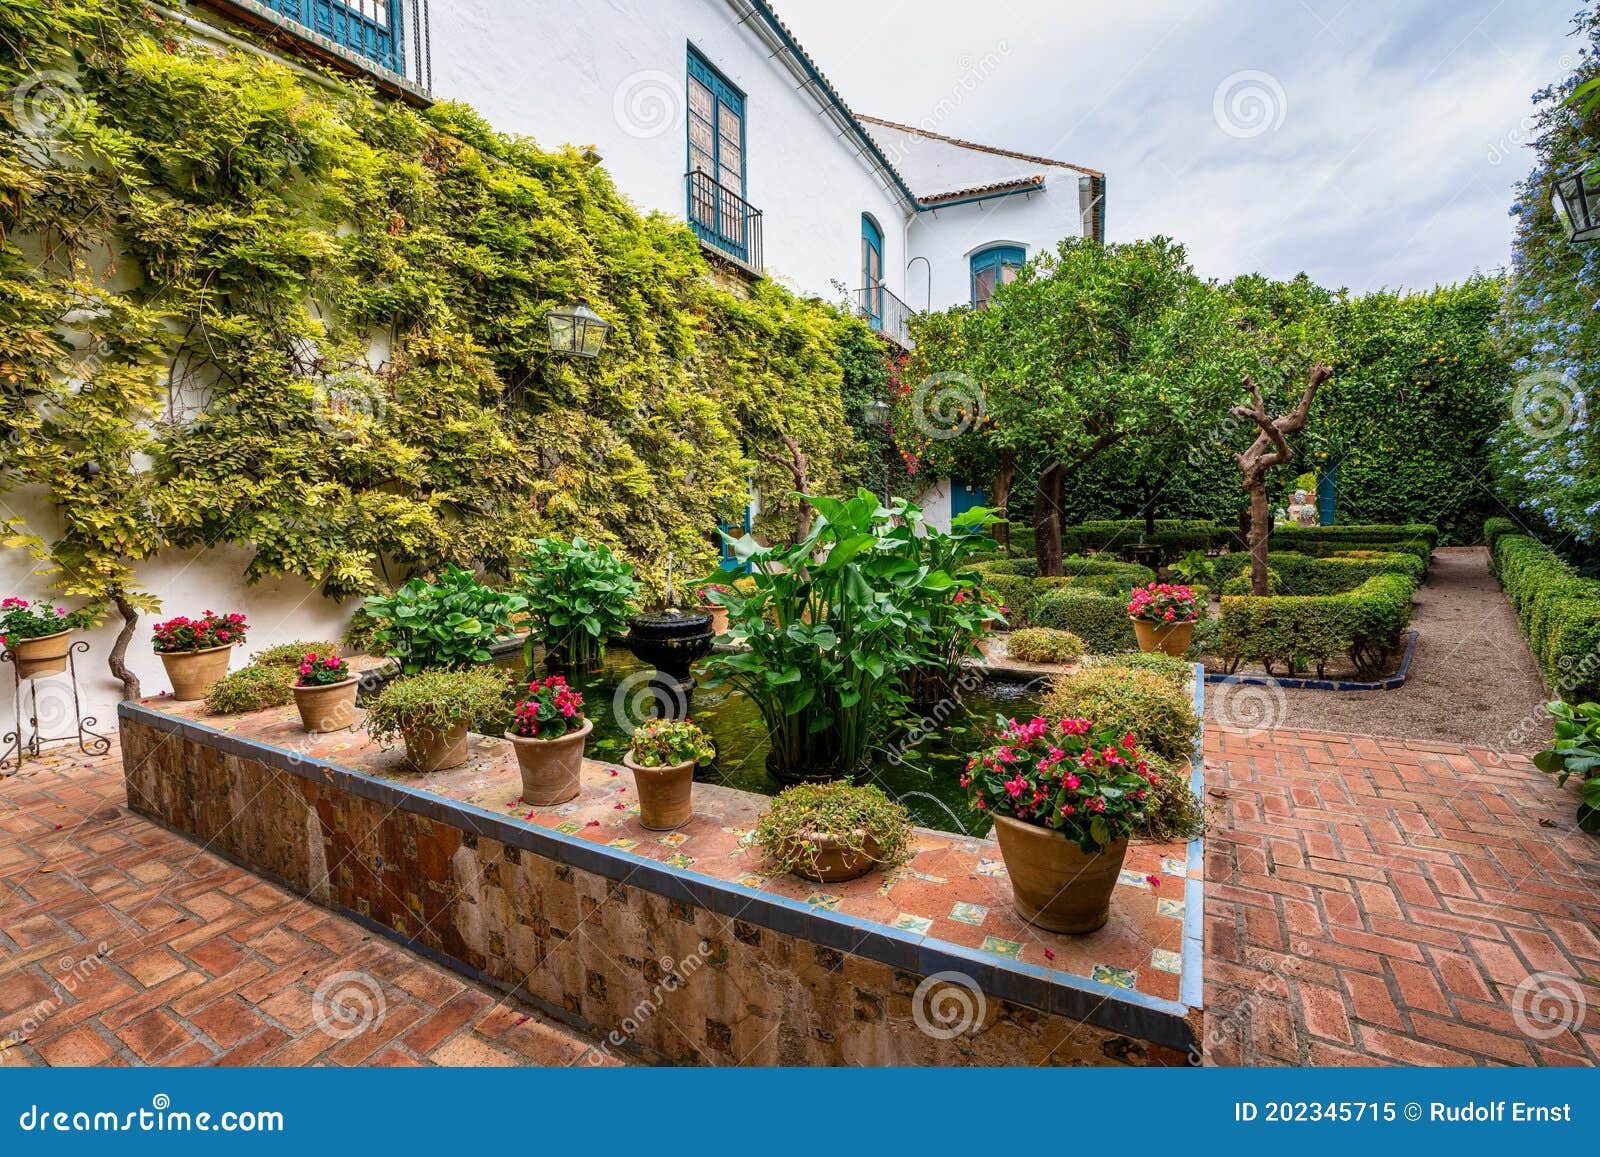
xmin=970 ymin=244 xmax=1025 ymax=310
xmin=861 ymin=215 xmax=884 ymax=330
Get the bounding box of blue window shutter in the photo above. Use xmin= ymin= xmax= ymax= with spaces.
xmin=861 ymin=215 xmax=884 ymax=329
xmin=970 ymin=244 xmax=1026 ymax=309
xmin=686 ymin=46 xmax=748 ymax=259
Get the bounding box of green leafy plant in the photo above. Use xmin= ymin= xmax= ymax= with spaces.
xmin=0 ymin=598 xmax=95 ymax=645
xmin=1534 ymin=700 xmax=1600 ymax=833
xmin=1170 ymin=550 xmax=1215 ymax=585
xmin=364 ymin=668 xmax=515 ymax=748
xmin=204 ymin=665 xmax=294 ymax=714
xmin=1006 ymin=627 xmax=1085 ymax=664
xmin=754 ymin=782 xmax=913 ymax=878
xmin=513 ymin=538 xmax=639 ymax=671
xmin=628 ymin=718 xmax=716 ymax=768
xmin=363 ymin=566 xmax=523 ymax=675
xmin=1087 ymin=651 xmax=1193 ymax=685
xmin=1032 ymin=590 xmax=1136 ymax=653
xmin=1042 ymin=666 xmax=1199 ymax=764
xmin=252 ymin=640 xmax=343 ymax=669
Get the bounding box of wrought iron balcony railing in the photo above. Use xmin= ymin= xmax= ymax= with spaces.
xmin=228 ymin=0 xmax=432 ymax=94
xmin=686 ymin=169 xmax=763 ymax=276
xmin=854 ymin=283 xmax=916 ymax=350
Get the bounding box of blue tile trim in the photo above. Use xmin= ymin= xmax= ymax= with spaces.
xmin=1180 ymin=668 xmax=1206 ymax=1012
xmin=1203 ymin=628 xmax=1418 ymax=693
xmin=118 ymin=701 xmax=1199 ymax=1052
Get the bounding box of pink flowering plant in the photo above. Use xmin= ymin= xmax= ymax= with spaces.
xmin=962 ymin=717 xmax=1160 ymax=852
xmin=150 ymin=611 xmax=249 ymax=654
xmin=0 ymin=597 xmax=93 ymax=648
xmin=510 ymin=675 xmax=585 ymax=740
xmin=1126 ymin=582 xmax=1201 ymax=625
xmin=295 ymin=652 xmax=350 ymax=687
xmin=696 ymin=583 xmax=734 ymax=604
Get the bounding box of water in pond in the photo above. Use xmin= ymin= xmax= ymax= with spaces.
xmin=481 ymin=646 xmax=1046 ymax=836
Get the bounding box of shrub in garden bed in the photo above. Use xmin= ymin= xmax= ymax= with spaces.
xmin=1267 ymin=524 xmax=1437 ymax=565
xmin=1216 ymin=573 xmax=1416 ymax=678
xmin=252 ymin=640 xmax=344 ymax=668
xmin=1041 ymin=666 xmax=1198 ymax=764
xmin=1032 ymin=590 xmax=1136 ymax=653
xmin=754 ymin=782 xmax=913 ymax=882
xmin=205 ymin=664 xmax=294 ymax=714
xmin=1488 ymin=528 xmax=1600 ymax=702
xmin=1085 ymin=651 xmax=1193 ymax=686
xmin=1221 ymin=569 xmax=1282 ymax=596
xmin=363 ymin=566 xmax=522 ymax=675
xmin=1006 ymin=628 xmax=1085 ymax=664
xmin=1212 ymin=550 xmax=1423 ymax=595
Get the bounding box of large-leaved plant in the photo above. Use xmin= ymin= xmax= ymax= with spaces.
xmin=513 ymin=538 xmax=639 ymax=670
xmin=362 ymin=565 xmax=523 ymax=675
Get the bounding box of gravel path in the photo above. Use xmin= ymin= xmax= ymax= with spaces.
xmin=1204 ymin=546 xmax=1554 ymax=751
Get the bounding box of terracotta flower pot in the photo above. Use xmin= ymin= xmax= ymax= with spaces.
xmin=782 ymin=830 xmax=882 ymax=883
xmin=990 ymin=814 xmax=1129 ymax=934
xmin=506 ymin=717 xmax=591 ymax=806
xmin=1131 ymin=617 xmax=1195 ymax=657
xmin=9 ymin=630 xmax=71 ymax=680
xmin=402 ymin=721 xmax=470 ymax=773
xmin=159 ymin=644 xmax=235 ymax=701
xmin=291 ymin=677 xmax=359 ymax=733
xmin=623 ymin=752 xmax=695 ymax=830
xmin=698 ymin=604 xmax=730 ymax=636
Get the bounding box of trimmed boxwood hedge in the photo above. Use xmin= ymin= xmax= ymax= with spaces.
xmin=1267 ymin=524 xmax=1437 ymax=565
xmin=1041 ymin=664 xmax=1198 ymax=763
xmin=1488 ymin=524 xmax=1600 ymax=702
xmin=1032 ymin=589 xmax=1136 ymax=652
xmin=1217 ymin=573 xmax=1416 ymax=677
xmin=965 ymin=557 xmax=1154 ymax=627
xmin=1211 ymin=550 xmax=1425 ymax=595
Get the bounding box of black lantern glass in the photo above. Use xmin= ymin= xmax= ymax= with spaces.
xmin=1552 ymin=168 xmax=1600 ymax=244
xmin=547 ymin=298 xmax=612 ymax=357
xmin=862 ymin=398 xmax=892 ymax=427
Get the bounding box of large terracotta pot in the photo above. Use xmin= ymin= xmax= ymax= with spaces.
xmin=1131 ymin=617 xmax=1195 ymax=657
xmin=506 ymin=718 xmax=591 ymax=806
xmin=697 ymin=603 xmax=730 ymax=636
xmin=160 ymin=644 xmax=234 ymax=701
xmin=782 ymin=830 xmax=882 ymax=884
xmin=10 ymin=630 xmax=70 ymax=680
xmin=623 ymin=752 xmax=695 ymax=830
xmin=291 ymin=677 xmax=359 ymax=733
xmin=402 ymin=721 xmax=469 ymax=773
xmin=990 ymin=814 xmax=1128 ymax=934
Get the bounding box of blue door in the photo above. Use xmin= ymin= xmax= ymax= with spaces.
xmin=951 ymin=478 xmax=988 ymax=520
xmin=861 ymin=215 xmax=884 ymax=331
xmin=1316 ymin=464 xmax=1338 ymax=526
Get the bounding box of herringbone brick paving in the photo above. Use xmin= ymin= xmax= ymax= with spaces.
xmin=1202 ymin=727 xmax=1600 ymax=1066
xmin=0 ymin=746 xmax=616 ymax=1067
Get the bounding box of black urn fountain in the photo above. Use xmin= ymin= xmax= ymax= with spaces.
xmin=625 ymin=609 xmax=715 ymax=720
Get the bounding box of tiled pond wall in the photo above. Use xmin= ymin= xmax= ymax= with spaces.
xmin=119 ymin=701 xmax=1202 ymax=1066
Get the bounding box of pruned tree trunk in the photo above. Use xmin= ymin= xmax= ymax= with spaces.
xmin=1033 ymin=462 xmax=1065 ymax=577
xmin=757 ymin=432 xmax=810 ymax=544
xmin=992 ymin=450 xmax=1015 ymax=551
xmin=1233 ymin=363 xmax=1332 ymax=595
xmin=109 ymin=590 xmax=141 ymax=700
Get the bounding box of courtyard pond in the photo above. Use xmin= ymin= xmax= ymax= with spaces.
xmin=482 ymin=646 xmax=1044 ymax=837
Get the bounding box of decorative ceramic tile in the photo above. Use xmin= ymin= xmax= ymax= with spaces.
xmin=1092 ymin=963 xmax=1137 ymax=990
xmin=554 ymin=822 xmax=582 ymax=835
xmin=721 ymin=826 xmax=746 ymax=836
xmin=1117 ymin=869 xmax=1152 ymax=889
xmin=656 ymin=832 xmax=689 ymax=847
xmin=876 ymin=871 xmax=905 ymax=896
xmin=905 ymin=868 xmax=949 ymax=884
xmin=738 ymin=830 xmax=759 ymax=847
xmin=974 ymin=858 xmax=1009 ymax=879
xmin=664 ymin=852 xmax=696 ymax=870
xmin=1161 ymin=856 xmax=1187 ymax=876
xmin=1156 ymin=898 xmax=1186 ymax=920
xmin=949 ymin=901 xmax=988 ymax=925
xmin=890 ymin=913 xmax=933 ymax=935
xmin=1151 ymin=948 xmax=1182 ymax=974
xmin=625 ymin=804 xmax=640 ymax=816
xmin=981 ymin=935 xmax=1023 ymax=959
xmin=735 ymin=873 xmax=768 ymax=889
xmin=957 ymin=842 xmax=981 ymax=854
xmin=606 ymin=838 xmax=638 ymax=851
xmin=557 ymin=803 xmax=582 ymax=816
xmin=805 ymin=892 xmax=841 ymax=911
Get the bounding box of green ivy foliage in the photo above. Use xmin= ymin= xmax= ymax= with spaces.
xmin=0 ymin=1 xmax=878 ymax=614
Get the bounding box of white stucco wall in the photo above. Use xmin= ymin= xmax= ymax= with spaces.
xmin=429 ymin=0 xmax=911 ymax=304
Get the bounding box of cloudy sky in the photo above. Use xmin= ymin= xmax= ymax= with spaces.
xmin=777 ymin=0 xmax=1580 ymax=292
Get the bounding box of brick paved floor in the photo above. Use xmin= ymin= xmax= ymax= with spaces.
xmin=1203 ymin=727 xmax=1600 ymax=1066
xmin=0 ymin=747 xmax=617 ymax=1067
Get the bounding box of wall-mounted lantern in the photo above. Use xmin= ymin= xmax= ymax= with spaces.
xmin=546 ymin=298 xmax=612 ymax=358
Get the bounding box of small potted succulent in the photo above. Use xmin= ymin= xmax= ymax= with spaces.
xmin=151 ymin=611 xmax=250 ymax=700
xmin=291 ymin=651 xmax=359 ymax=733
xmin=505 ymin=675 xmax=591 ymax=806
xmin=365 ymin=667 xmax=512 ymax=773
xmin=1126 ymin=582 xmax=1201 ymax=656
xmin=623 ymin=718 xmax=715 ymax=830
xmin=754 ymin=782 xmax=913 ymax=883
xmin=963 ymin=716 xmax=1159 ymax=933
xmin=695 ymin=583 xmax=734 ymax=636
xmin=0 ymin=597 xmax=94 ymax=679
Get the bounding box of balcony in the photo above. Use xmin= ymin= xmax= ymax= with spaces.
xmin=854 ymin=284 xmax=916 ymax=350
xmin=201 ymin=0 xmax=432 ymax=98
xmin=686 ymin=170 xmax=764 ymax=277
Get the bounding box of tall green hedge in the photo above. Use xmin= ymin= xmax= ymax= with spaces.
xmin=1211 ymin=550 xmax=1426 ymax=594
xmin=1488 ymin=523 xmax=1600 ymax=702
xmin=1217 ymin=574 xmax=1416 ymax=677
